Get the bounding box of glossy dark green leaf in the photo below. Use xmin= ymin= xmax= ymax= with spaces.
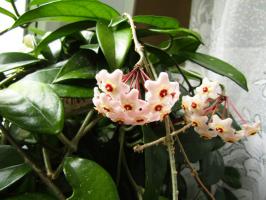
xmin=163 ymin=36 xmax=201 ymax=54
xmin=199 ymin=151 xmax=224 ymax=185
xmin=13 ymin=0 xmax=119 ymax=28
xmin=183 ymin=52 xmax=248 ymax=91
xmin=35 ymin=21 xmax=95 ymax=54
xmin=96 ymin=21 xmax=132 ymax=68
xmin=0 ymin=145 xmax=24 ymax=169
xmin=133 ymin=15 xmax=179 ymax=29
xmin=215 ymin=187 xmax=238 ymax=200
xmin=0 ymin=7 xmax=16 ymax=20
xmin=142 ymin=125 xmax=168 ymax=200
xmin=23 ymin=67 xmax=93 ymax=98
xmin=63 ymin=157 xmax=119 ymax=200
xmin=5 ymin=193 xmax=56 ymax=200
xmin=0 ymin=163 xmax=31 ymax=191
xmin=30 ymin=0 xmax=74 ymax=6
xmin=0 ymin=52 xmax=40 ymax=73
xmin=53 ymin=51 xmax=96 ymax=83
xmin=80 ymin=44 xmax=100 ymax=53
xmin=222 ymin=166 xmax=241 ymax=189
xmin=109 ymin=15 xmax=127 ymax=27
xmin=175 ymin=128 xmax=224 ymax=163
xmin=0 ymin=80 xmax=64 ymax=134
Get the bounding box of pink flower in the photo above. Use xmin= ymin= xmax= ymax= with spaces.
xmin=93 ymin=69 xmax=180 ymax=125
xmin=242 ymin=122 xmax=261 ymax=136
xmin=96 ymin=69 xmax=129 ymax=98
xmin=220 ymin=131 xmax=245 ymax=143
xmin=209 ymin=115 xmax=235 ymax=136
xmin=182 ymin=94 xmax=208 ymax=115
xmin=196 ymin=78 xmax=221 ymax=99
xmin=145 ymin=72 xmax=180 ymax=105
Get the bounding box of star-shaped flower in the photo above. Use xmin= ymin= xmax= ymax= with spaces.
xmin=96 ymin=69 xmax=129 ymax=98
xmin=209 ymin=115 xmax=235 ymax=135
xmin=145 ymin=72 xmax=180 ymax=105
xmin=196 ymin=78 xmax=221 ymax=99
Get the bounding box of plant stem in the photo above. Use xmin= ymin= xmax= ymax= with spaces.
xmin=52 ymin=112 xmax=100 ymax=179
xmin=0 ymin=70 xmax=24 ymax=88
xmin=10 ymin=0 xmax=20 ymax=17
xmin=42 ymin=147 xmax=53 ymax=177
xmin=122 ymin=150 xmax=143 ymax=200
xmin=58 ymin=133 xmax=76 ymax=151
xmin=0 ymin=125 xmax=65 ymax=200
xmin=173 ymin=61 xmax=194 ymax=95
xmin=133 ymin=123 xmax=192 ymax=152
xmin=72 ymin=110 xmax=95 ymax=148
xmin=123 ymin=13 xmax=144 ymax=68
xmin=169 ymin=122 xmax=215 ymax=200
xmin=165 ymin=116 xmax=178 ymax=200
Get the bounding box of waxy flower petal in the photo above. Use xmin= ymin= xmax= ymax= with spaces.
xmin=196 ymin=78 xmax=221 ymax=99
xmin=93 ymin=69 xmax=180 ymax=125
xmin=209 ymin=115 xmax=235 ymax=135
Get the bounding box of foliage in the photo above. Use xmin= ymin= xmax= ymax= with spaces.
xmin=0 ymin=0 xmax=246 ymax=199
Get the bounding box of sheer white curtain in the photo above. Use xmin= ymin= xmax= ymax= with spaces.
xmin=0 ymin=1 xmax=26 ymax=52
xmin=190 ymin=1 xmax=266 ymax=199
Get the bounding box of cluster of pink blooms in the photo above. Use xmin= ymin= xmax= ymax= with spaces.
xmin=182 ymin=78 xmax=260 ymax=143
xmin=92 ymin=68 xmax=180 ymax=125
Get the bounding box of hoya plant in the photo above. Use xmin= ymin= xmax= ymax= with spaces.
xmin=0 ymin=0 xmax=260 ymax=200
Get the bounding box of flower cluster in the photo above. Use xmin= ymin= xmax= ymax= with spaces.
xmin=182 ymin=78 xmax=260 ymax=142
xmin=93 ymin=69 xmax=180 ymax=125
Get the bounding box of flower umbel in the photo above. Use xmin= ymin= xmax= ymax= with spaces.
xmin=182 ymin=77 xmax=260 ymax=143
xmin=93 ymin=68 xmax=180 ymax=125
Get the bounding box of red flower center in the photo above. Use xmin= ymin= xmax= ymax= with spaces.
xmin=191 ymin=102 xmax=197 ymax=109
xmin=203 ymin=87 xmax=208 ymax=93
xmin=117 ymin=120 xmax=124 ymax=124
xmin=192 ymin=121 xmax=198 ymax=127
xmin=155 ymin=105 xmax=163 ymax=111
xmin=105 ymin=83 xmax=113 ymax=92
xmin=216 ymin=127 xmax=224 ymax=133
xmin=159 ymin=89 xmax=168 ymax=97
xmin=103 ymin=107 xmax=111 ymax=112
xmin=124 ymin=104 xmax=133 ymax=111
xmin=136 ymin=119 xmax=144 ymax=123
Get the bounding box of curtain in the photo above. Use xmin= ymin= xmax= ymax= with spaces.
xmin=189 ymin=1 xmax=266 ymax=199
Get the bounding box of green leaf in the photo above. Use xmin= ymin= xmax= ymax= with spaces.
xmin=5 ymin=193 xmax=56 ymax=200
xmin=0 ymin=7 xmax=17 ymax=20
xmin=164 ymin=36 xmax=201 ymax=54
xmin=13 ymin=0 xmax=119 ymax=28
xmin=80 ymin=44 xmax=100 ymax=53
xmin=0 ymin=145 xmax=24 ymax=169
xmin=0 ymin=80 xmax=64 ymax=134
xmin=0 ymin=52 xmax=40 ymax=73
xmin=142 ymin=125 xmax=168 ymax=200
xmin=199 ymin=151 xmax=224 ymax=185
xmin=133 ymin=15 xmax=179 ymax=29
xmin=109 ymin=15 xmax=127 ymax=27
xmin=222 ymin=166 xmax=241 ymax=189
xmin=53 ymin=51 xmax=96 ymax=83
xmin=35 ymin=21 xmax=95 ymax=54
xmin=23 ymin=67 xmax=93 ymax=98
xmin=63 ymin=157 xmax=119 ymax=200
xmin=30 ymin=0 xmax=73 ymax=6
xmin=0 ymin=163 xmax=31 ymax=191
xmin=96 ymin=21 xmax=132 ymax=68
xmin=183 ymin=52 xmax=248 ymax=91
